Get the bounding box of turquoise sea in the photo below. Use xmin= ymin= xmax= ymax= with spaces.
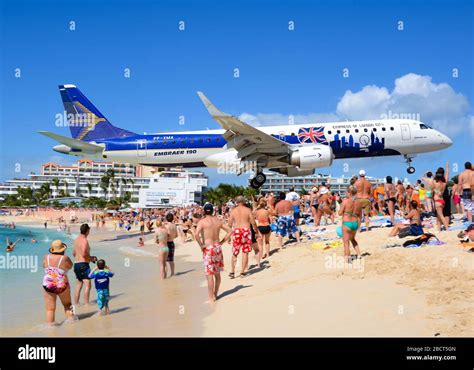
xmin=0 ymin=224 xmax=76 ymax=333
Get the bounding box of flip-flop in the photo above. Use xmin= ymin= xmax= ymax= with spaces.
xmin=240 ymin=272 xmax=248 ymax=277
xmin=228 ymin=272 xmax=235 ymax=279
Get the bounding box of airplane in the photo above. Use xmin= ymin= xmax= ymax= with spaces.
xmin=39 ymin=85 xmax=453 ymax=189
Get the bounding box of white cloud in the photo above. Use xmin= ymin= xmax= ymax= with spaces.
xmin=239 ymin=73 xmax=472 ymax=137
xmin=337 ymin=73 xmax=470 ymax=136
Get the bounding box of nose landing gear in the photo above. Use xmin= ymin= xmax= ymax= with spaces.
xmin=404 ymin=155 xmax=416 ymax=174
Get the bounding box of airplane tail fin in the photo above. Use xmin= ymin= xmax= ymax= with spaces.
xmin=58 ymin=84 xmax=136 ymax=141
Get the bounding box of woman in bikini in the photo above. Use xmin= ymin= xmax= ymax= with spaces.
xmin=423 ymin=172 xmax=435 ymax=214
xmin=432 ymin=173 xmax=449 ymax=232
xmin=254 ymin=198 xmax=272 ymax=259
xmin=339 ymin=185 xmax=362 ymax=263
xmin=317 ymin=188 xmax=333 ymax=225
xmin=310 ymin=187 xmax=319 ymax=225
xmin=155 ymin=220 xmax=169 ymax=279
xmin=388 ymin=200 xmax=423 ymax=237
xmin=42 ymin=240 xmax=75 ymax=325
xmin=384 ymin=176 xmax=397 ymax=225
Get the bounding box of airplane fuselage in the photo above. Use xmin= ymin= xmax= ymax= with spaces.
xmin=85 ymin=119 xmax=451 ymax=169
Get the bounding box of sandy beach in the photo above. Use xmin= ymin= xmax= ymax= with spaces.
xmin=1 ymin=214 xmax=472 ymax=337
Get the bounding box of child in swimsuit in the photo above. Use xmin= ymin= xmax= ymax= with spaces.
xmin=89 ymin=259 xmax=114 ymax=315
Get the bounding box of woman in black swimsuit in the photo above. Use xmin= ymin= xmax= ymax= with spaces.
xmin=254 ymin=199 xmax=272 ymax=260
xmin=384 ymin=176 xmax=396 ymax=225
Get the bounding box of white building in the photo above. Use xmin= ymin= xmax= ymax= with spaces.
xmin=137 ymin=170 xmax=208 ymax=207
xmin=0 ymin=159 xmax=208 ymax=205
xmin=259 ymin=172 xmax=391 ymax=196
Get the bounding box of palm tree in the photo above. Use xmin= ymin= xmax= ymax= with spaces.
xmin=86 ymin=182 xmax=93 ymax=198
xmin=39 ymin=182 xmax=52 ymax=200
xmin=100 ymin=177 xmax=109 ymax=200
xmin=128 ymin=178 xmax=135 ymax=198
xmin=120 ymin=178 xmax=128 ymax=197
xmin=62 ymin=180 xmax=69 ymax=197
xmin=52 ymin=177 xmax=60 ymax=198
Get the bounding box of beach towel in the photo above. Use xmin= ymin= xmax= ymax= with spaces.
xmin=402 ymin=233 xmax=438 ymax=248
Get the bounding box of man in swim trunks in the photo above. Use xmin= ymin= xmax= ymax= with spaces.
xmin=286 ymin=187 xmax=301 ymax=225
xmin=228 ymin=196 xmax=261 ymax=278
xmin=165 ymin=212 xmax=178 ymax=277
xmin=73 ymin=224 xmax=97 ymax=305
xmin=354 ymin=170 xmax=372 ymax=232
xmin=459 ymin=161 xmax=474 ymax=222
xmin=195 ymin=203 xmax=231 ymax=302
xmin=274 ymin=192 xmax=300 ymax=249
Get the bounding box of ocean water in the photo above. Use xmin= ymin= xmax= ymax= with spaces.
xmin=0 ymin=224 xmax=76 ymax=333
xmin=0 ymin=223 xmax=211 ymax=337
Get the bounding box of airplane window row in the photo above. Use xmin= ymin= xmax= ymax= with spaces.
xmin=326 ymin=127 xmax=394 ymax=135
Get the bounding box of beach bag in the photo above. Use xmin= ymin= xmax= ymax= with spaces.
xmin=402 ymin=233 xmax=438 ymax=248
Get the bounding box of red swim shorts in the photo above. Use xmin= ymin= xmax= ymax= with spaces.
xmin=232 ymin=228 xmax=252 ymax=256
xmin=202 ymin=243 xmax=224 ymax=276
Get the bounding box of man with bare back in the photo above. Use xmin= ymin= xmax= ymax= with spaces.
xmin=459 ymin=161 xmax=474 ymax=222
xmin=73 ymin=224 xmax=97 ymax=305
xmin=195 ymin=203 xmax=232 ymax=302
xmin=354 ymin=170 xmax=372 ymax=232
xmin=228 ymin=196 xmax=260 ymax=278
xmin=165 ymin=213 xmax=178 ymax=277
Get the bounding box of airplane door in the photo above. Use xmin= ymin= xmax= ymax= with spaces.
xmin=136 ymin=139 xmax=147 ymax=157
xmin=401 ymin=124 xmax=411 ymax=141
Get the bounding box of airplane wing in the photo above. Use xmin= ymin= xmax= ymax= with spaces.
xmin=197 ymin=92 xmax=290 ymax=167
xmin=38 ymin=131 xmax=104 ymax=154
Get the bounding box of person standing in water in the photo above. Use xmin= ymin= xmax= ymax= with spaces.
xmin=155 ymin=220 xmax=169 ymax=279
xmin=73 ymin=224 xmax=97 ymax=305
xmin=5 ymin=237 xmax=20 ymax=252
xmin=42 ymin=240 xmax=76 ymax=325
xmin=165 ymin=213 xmax=178 ymax=277
xmin=195 ymin=203 xmax=232 ymax=302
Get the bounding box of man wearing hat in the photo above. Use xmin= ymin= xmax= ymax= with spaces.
xmin=354 ymin=170 xmax=372 ymax=232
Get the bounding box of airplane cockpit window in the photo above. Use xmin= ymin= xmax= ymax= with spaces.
xmin=419 ymin=123 xmax=431 ymax=129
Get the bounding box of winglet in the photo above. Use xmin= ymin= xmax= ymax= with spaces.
xmin=196 ymin=91 xmax=230 ymax=117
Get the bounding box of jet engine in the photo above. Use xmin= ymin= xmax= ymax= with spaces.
xmin=289 ymin=144 xmax=334 ymax=169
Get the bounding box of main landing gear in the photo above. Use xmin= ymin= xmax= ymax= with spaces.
xmin=404 ymin=155 xmax=416 ymax=174
xmin=250 ymin=171 xmax=266 ymax=190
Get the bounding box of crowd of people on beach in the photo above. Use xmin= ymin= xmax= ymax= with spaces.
xmin=2 ymin=161 xmax=473 ymax=324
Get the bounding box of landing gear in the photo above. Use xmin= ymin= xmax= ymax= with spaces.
xmin=404 ymin=155 xmax=416 ymax=174
xmin=250 ymin=171 xmax=266 ymax=190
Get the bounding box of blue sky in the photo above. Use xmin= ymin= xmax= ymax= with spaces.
xmin=1 ymin=0 xmax=473 ymax=186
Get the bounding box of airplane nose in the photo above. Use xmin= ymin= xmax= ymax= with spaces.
xmin=442 ymin=134 xmax=453 ymax=148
